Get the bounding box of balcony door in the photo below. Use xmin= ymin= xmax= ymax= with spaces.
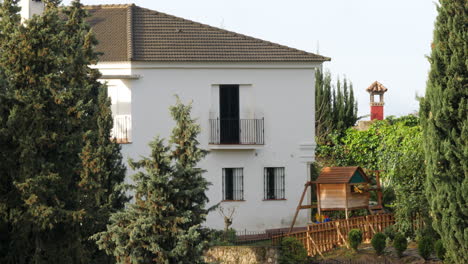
xmin=219 ymin=85 xmax=239 ymax=144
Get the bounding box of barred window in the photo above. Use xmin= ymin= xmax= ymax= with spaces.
xmin=222 ymin=168 xmax=244 ymax=201
xmin=264 ymin=167 xmax=285 ymax=200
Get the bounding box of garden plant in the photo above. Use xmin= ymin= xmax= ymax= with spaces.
xmin=371 ymin=233 xmax=387 ymax=256
xmin=393 ymin=233 xmax=407 ymax=258
xmin=279 ymin=237 xmax=308 ymax=264
xmin=418 ymin=236 xmax=434 ymax=260
xmin=348 ymin=229 xmax=363 ymax=252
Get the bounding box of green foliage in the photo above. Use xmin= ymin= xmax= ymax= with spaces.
xmin=316 ymin=115 xmax=430 ymax=236
xmin=279 ymin=237 xmax=308 ymax=264
xmin=0 ymin=1 xmax=126 ymax=263
xmin=371 ymin=233 xmax=386 ymax=255
xmin=393 ymin=233 xmax=407 ymax=258
xmin=93 ymin=98 xmax=210 ymax=264
xmin=315 ymin=70 xmax=358 ymax=143
xmin=419 ymin=0 xmax=467 ymax=263
xmin=434 ymin=240 xmax=446 ymax=261
xmin=206 ymin=228 xmax=236 ymax=246
xmin=348 ymin=229 xmax=363 ymax=252
xmin=418 ymin=236 xmax=434 ymax=260
xmin=384 ymin=225 xmax=396 ymax=241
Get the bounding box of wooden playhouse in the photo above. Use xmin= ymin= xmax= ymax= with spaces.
xmin=290 ymin=166 xmax=383 ymax=232
xmin=314 ymin=166 xmax=371 ymax=218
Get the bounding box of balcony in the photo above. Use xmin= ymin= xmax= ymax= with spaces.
xmin=111 ymin=115 xmax=132 ymax=144
xmin=209 ymin=118 xmax=264 ymax=149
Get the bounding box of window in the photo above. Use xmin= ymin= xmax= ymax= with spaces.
xmin=107 ymin=82 xmax=132 ymax=143
xmin=222 ymin=168 xmax=244 ymax=201
xmin=264 ymin=167 xmax=285 ymax=200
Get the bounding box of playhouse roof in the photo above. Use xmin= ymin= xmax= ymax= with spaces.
xmin=315 ymin=166 xmax=369 ymax=184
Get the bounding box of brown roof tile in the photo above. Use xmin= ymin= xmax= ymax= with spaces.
xmin=85 ymin=4 xmax=330 ymax=63
xmin=315 ymin=166 xmax=369 ymax=184
xmin=366 ymin=81 xmax=388 ymax=93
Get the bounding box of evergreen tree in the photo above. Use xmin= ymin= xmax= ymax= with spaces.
xmin=315 ymin=70 xmax=333 ymax=143
xmin=0 ymin=1 xmax=126 ymax=263
xmin=93 ymin=98 xmax=210 ymax=264
xmin=315 ymin=70 xmax=358 ymax=143
xmin=79 ymin=87 xmax=128 ymax=264
xmin=420 ymin=0 xmax=467 ymax=263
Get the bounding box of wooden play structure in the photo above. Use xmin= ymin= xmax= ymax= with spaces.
xmin=289 ymin=166 xmax=383 ymax=233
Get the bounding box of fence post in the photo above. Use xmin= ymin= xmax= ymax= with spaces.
xmin=306 ymin=226 xmax=311 ymax=256
xmin=336 ymin=221 xmax=349 ymax=249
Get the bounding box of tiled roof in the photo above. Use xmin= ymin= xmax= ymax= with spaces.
xmin=315 ymin=166 xmax=369 ymax=184
xmin=85 ymin=4 xmax=330 ymax=63
xmin=366 ymin=81 xmax=388 ymax=93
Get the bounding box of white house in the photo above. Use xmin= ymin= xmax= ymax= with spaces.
xmin=20 ymin=1 xmax=330 ymax=231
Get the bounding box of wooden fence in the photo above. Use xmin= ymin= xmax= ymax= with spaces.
xmin=272 ymin=214 xmax=395 ymax=257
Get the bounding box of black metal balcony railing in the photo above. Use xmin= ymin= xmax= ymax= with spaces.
xmin=111 ymin=115 xmax=132 ymax=143
xmin=209 ymin=118 xmax=264 ymax=145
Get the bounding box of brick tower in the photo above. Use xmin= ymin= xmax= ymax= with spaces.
xmin=366 ymin=81 xmax=388 ymax=120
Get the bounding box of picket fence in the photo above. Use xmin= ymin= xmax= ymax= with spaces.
xmin=272 ymin=214 xmax=395 ymax=257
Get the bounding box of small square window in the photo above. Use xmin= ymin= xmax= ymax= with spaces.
xmin=264 ymin=167 xmax=285 ymax=200
xmin=222 ymin=168 xmax=244 ymax=201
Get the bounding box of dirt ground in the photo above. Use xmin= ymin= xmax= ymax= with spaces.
xmin=316 ymin=242 xmax=443 ymax=264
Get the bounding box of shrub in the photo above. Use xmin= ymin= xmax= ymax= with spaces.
xmin=371 ymin=233 xmax=387 ymax=255
xmin=416 ymin=225 xmax=438 ymax=241
xmin=279 ymin=237 xmax=308 ymax=264
xmin=393 ymin=233 xmax=407 ymax=258
xmin=418 ymin=236 xmax=434 ymax=260
xmin=206 ymin=228 xmax=236 ymax=246
xmin=434 ymin=240 xmax=445 ymax=260
xmin=384 ymin=225 xmax=396 ymax=241
xmin=348 ymin=229 xmax=363 ymax=252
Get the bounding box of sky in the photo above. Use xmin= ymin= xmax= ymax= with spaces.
xmin=64 ymin=0 xmax=439 ymax=118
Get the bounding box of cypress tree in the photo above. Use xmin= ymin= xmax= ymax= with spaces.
xmin=79 ymin=87 xmax=128 ymax=263
xmin=315 ymin=70 xmax=358 ymax=143
xmin=315 ymin=70 xmax=333 ymax=143
xmin=0 ymin=1 xmax=126 ymax=263
xmin=420 ymin=0 xmax=467 ymax=263
xmin=93 ymin=98 xmax=210 ymax=264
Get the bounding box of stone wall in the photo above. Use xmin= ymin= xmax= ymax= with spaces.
xmin=204 ymin=246 xmax=279 ymax=264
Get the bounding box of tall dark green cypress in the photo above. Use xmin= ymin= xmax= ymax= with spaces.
xmin=420 ymin=0 xmax=467 ymax=263
xmin=315 ymin=70 xmax=333 ymax=143
xmin=315 ymin=70 xmax=358 ymax=143
xmin=0 ymin=1 xmax=126 ymax=263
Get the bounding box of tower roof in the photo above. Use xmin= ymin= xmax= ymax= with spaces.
xmin=366 ymin=81 xmax=388 ymax=93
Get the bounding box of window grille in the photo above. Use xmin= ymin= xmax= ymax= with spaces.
xmin=222 ymin=168 xmax=244 ymax=201
xmin=264 ymin=167 xmax=285 ymax=200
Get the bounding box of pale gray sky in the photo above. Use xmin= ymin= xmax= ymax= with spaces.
xmin=63 ymin=0 xmax=438 ymax=118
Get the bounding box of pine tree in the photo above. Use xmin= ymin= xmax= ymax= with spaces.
xmin=93 ymin=98 xmax=210 ymax=264
xmin=0 ymin=1 xmax=126 ymax=263
xmin=420 ymin=0 xmax=467 ymax=263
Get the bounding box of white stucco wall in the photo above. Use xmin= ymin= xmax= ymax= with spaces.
xmin=19 ymin=0 xmax=45 ymax=22
xmin=96 ymin=62 xmax=319 ymax=231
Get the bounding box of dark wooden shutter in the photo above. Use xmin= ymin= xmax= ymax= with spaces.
xmin=219 ymin=85 xmax=239 ymax=143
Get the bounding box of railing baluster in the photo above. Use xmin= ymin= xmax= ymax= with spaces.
xmin=209 ymin=118 xmax=264 ymax=145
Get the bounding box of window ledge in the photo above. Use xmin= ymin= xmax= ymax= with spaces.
xmin=221 ymin=200 xmax=245 ymax=202
xmin=263 ymin=199 xmax=287 ymax=201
